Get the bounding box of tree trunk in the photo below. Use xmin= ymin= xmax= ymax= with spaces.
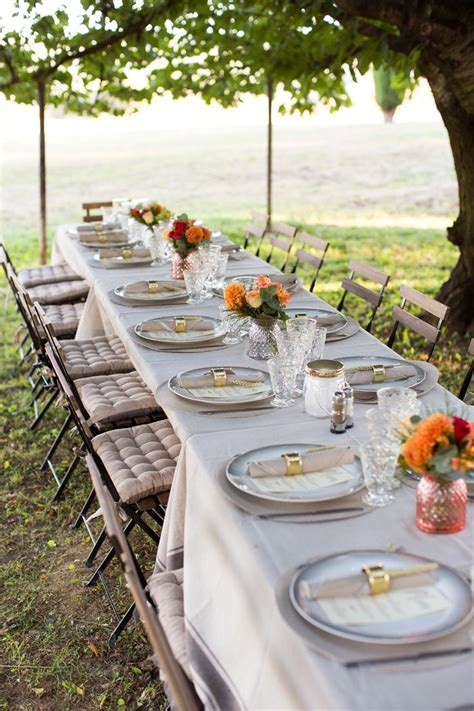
xmin=38 ymin=79 xmax=47 ymax=265
xmin=266 ymin=76 xmax=273 ymax=224
xmin=423 ymin=62 xmax=474 ymax=336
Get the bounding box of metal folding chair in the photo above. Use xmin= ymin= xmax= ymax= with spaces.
xmin=289 ymin=230 xmax=329 ymax=292
xmin=386 ymin=285 xmax=450 ymax=361
xmin=264 ymin=222 xmax=297 ymax=270
xmin=82 ymin=200 xmax=113 ymax=223
xmin=337 ymin=259 xmax=390 ymax=333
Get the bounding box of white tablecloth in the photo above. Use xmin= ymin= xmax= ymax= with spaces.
xmin=54 ymin=225 xmax=474 ymax=711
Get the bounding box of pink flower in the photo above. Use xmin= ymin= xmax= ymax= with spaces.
xmin=245 ymin=289 xmax=262 ymax=308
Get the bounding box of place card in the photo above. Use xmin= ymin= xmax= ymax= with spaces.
xmin=187 ymin=384 xmax=267 ymax=399
xmin=316 ymin=585 xmax=451 ymax=626
xmin=250 ymin=466 xmax=353 ymax=493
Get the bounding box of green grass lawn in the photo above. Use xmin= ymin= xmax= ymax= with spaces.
xmin=0 ymin=118 xmax=470 ymax=709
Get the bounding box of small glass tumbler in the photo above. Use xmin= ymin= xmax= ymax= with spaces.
xmin=267 ymin=357 xmax=299 ymax=408
xmin=366 ymin=407 xmax=401 ymax=489
xmin=218 ymin=305 xmax=243 ymax=345
xmin=359 ymin=443 xmax=395 ymax=507
xmin=184 ymin=270 xmax=206 ymax=304
xmin=308 ymin=326 xmax=327 ymax=361
xmin=212 ymin=253 xmax=229 ymax=289
xmin=377 ymin=386 xmax=420 ymax=423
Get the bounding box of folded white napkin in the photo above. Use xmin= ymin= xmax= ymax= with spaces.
xmin=274 ymin=274 xmax=297 ymax=287
xmin=178 ymin=370 xmax=265 ymax=388
xmin=248 ymin=446 xmax=354 ymax=478
xmin=140 ymin=318 xmax=215 ymax=333
xmin=219 ymin=243 xmax=240 ymax=253
xmin=80 ymin=231 xmax=127 ymax=244
xmin=99 ymin=247 xmax=151 ymax=260
xmin=77 ymin=221 xmax=121 ymax=233
xmin=123 ymin=281 xmax=185 ymax=295
xmin=299 ymin=569 xmax=436 ymax=600
xmin=345 ymin=364 xmax=416 ymax=385
xmin=315 ymin=313 xmax=344 ymax=327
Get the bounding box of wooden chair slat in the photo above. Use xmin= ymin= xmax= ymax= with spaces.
xmin=82 ymin=201 xmax=113 ymax=210
xmin=294 ymin=248 xmax=323 ymax=269
xmin=251 ymin=209 xmax=269 ymax=226
xmin=341 ymin=277 xmax=381 ymax=307
xmin=246 ymin=222 xmax=266 ymax=239
xmin=268 ymin=235 xmax=292 ymax=252
xmin=348 ymin=259 xmax=390 ymax=286
xmin=297 ymin=231 xmax=328 ymax=252
xmin=469 ymin=338 xmax=474 ymax=357
xmin=399 ymin=284 xmax=449 ymax=320
xmin=270 ymin=221 xmax=296 ymax=238
xmin=392 ymin=305 xmax=440 ymax=343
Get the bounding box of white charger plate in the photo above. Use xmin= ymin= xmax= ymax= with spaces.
xmin=340 ymin=355 xmax=425 ymax=393
xmin=115 ymin=282 xmax=187 ymax=302
xmin=168 ymin=365 xmax=273 ymax=405
xmin=135 ymin=315 xmax=225 ymax=344
xmin=226 ymin=443 xmax=364 ymax=503
xmin=290 ymin=550 xmax=473 ymax=645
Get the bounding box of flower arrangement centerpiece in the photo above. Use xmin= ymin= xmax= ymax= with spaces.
xmin=129 ymin=202 xmax=171 ymax=228
xmin=400 ymin=413 xmax=473 ymax=533
xmin=223 ymin=275 xmax=291 ymax=359
xmin=164 ymin=214 xmax=212 ymax=279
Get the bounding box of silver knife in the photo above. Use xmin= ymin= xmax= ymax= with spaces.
xmin=259 ymin=506 xmax=365 ymax=519
xmin=198 ymin=406 xmax=274 ymax=415
xmin=345 ymin=647 xmax=473 ymax=668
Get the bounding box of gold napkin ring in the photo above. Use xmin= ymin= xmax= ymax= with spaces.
xmin=175 ymin=317 xmax=187 ymax=333
xmin=282 ymin=452 xmax=303 ymax=476
xmin=121 ymin=248 xmax=133 ymax=259
xmin=211 ymin=368 xmax=227 ymax=387
xmin=148 ymin=281 xmax=159 ymax=294
xmin=98 ymin=234 xmax=107 ymax=243
xmin=94 ymin=223 xmax=104 ymax=233
xmin=372 ymin=365 xmax=385 ymax=383
xmin=362 ymin=564 xmax=390 ymax=595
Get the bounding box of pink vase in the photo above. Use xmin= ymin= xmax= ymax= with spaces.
xmin=416 ymin=473 xmax=467 ymax=534
xmin=171 ymin=252 xmax=191 ymax=280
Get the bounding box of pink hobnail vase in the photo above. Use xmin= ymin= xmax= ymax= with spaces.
xmin=171 ymin=252 xmax=191 ymax=280
xmin=416 ymin=473 xmax=467 ymax=534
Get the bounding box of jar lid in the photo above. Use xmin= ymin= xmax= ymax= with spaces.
xmin=305 ymin=359 xmax=344 ymax=378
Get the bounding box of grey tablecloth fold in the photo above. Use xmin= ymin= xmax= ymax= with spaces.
xmin=248 ymin=445 xmax=354 ymax=478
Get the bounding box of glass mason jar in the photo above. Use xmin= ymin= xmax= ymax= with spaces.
xmin=304 ymin=359 xmax=345 ymax=418
xmin=416 ymin=473 xmax=467 ymax=534
xmin=247 ymin=316 xmax=279 ymax=360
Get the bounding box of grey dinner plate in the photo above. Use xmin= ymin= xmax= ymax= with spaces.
xmin=339 ymin=355 xmax=425 ymax=393
xmin=168 ymin=365 xmax=273 ymax=405
xmin=135 ymin=315 xmax=225 ymax=344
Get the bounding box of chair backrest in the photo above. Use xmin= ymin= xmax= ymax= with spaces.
xmin=250 ymin=209 xmax=269 ymax=229
xmin=337 ymin=259 xmax=390 ymax=332
xmin=0 ymin=242 xmax=15 ymax=278
xmin=290 ymin=230 xmax=329 ymax=292
xmin=243 ymin=222 xmax=267 ymax=252
xmin=459 ymin=338 xmax=474 ymax=402
xmin=264 ymin=222 xmax=297 ymax=270
xmin=86 ymin=454 xmax=201 ymax=711
xmin=82 ymin=201 xmax=113 ymax=223
xmin=386 ymin=284 xmax=450 ymax=361
xmin=7 ymin=268 xmax=45 ymax=354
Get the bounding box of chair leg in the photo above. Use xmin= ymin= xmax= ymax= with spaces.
xmin=83 ymin=519 xmax=136 ymax=586
xmin=41 ymin=412 xmax=72 ymax=471
xmin=84 ymin=526 xmax=108 ymax=569
xmin=72 ymin=487 xmax=96 ymax=530
xmin=29 ymin=386 xmax=58 ymax=430
xmin=108 ymin=602 xmax=136 ymax=648
xmin=51 ymin=452 xmax=81 ymax=502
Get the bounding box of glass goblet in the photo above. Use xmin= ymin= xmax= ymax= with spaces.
xmin=308 ymin=326 xmax=327 ymax=361
xmin=218 ymin=305 xmax=243 ymax=345
xmin=267 ymin=357 xmax=299 ymax=408
xmin=183 ymin=270 xmax=206 ymax=304
xmin=359 ymin=443 xmax=395 ymax=507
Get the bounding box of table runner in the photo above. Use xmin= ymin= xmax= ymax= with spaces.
xmin=54 ymin=225 xmax=473 ymax=710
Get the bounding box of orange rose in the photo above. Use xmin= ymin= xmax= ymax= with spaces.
xmin=402 ymin=413 xmax=453 ymax=472
xmin=245 ymin=289 xmax=262 ymax=308
xmin=255 ymin=275 xmax=272 ymax=288
xmin=276 ymin=285 xmax=291 ymax=305
xmin=224 ymin=282 xmax=246 ymax=310
xmin=186 ymin=225 xmax=204 ymax=244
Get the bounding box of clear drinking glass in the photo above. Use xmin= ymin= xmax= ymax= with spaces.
xmin=267 ymin=357 xmax=299 ymax=408
xmin=286 ymin=317 xmax=318 ymax=362
xmin=212 ymin=253 xmax=229 ymax=289
xmin=377 ymin=386 xmax=420 ymax=424
xmin=184 ymin=270 xmax=206 ymax=304
xmin=359 ymin=443 xmax=395 ymax=507
xmin=365 ymin=407 xmax=401 ymax=490
xmin=308 ymin=326 xmax=327 ymax=361
xmin=218 ymin=305 xmax=243 ymax=344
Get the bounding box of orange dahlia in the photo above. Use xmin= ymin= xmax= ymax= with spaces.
xmin=224 ymin=282 xmax=246 ymax=310
xmin=186 ymin=225 xmax=204 ymax=244
xmin=402 ymin=413 xmax=453 ymax=472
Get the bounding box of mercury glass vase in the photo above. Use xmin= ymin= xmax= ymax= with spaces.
xmin=171 ymin=252 xmax=192 ymax=280
xmin=247 ymin=316 xmax=279 ymax=360
xmin=416 ymin=473 xmax=467 ymax=534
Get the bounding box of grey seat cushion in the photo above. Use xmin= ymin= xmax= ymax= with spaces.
xmin=60 ymin=334 xmax=134 ymax=379
xmin=27 ymin=280 xmax=89 ymax=305
xmin=92 ymin=420 xmax=181 ymax=503
xmin=42 ymin=302 xmax=85 ymax=338
xmin=75 ymin=371 xmax=161 ymax=425
xmin=18 ymin=263 xmax=82 ymax=288
xmin=147 ymin=569 xmax=189 ymax=675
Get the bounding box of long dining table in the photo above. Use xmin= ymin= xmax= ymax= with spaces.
xmin=53 ymin=225 xmax=473 ymax=711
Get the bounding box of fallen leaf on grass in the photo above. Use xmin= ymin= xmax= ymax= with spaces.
xmin=33 ymin=688 xmax=45 ymax=697
xmin=87 ymin=640 xmax=101 ymax=657
xmin=46 ymin=540 xmax=57 ymax=548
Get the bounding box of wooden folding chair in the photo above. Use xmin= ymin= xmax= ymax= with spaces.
xmin=337 ymin=259 xmax=390 ymax=333
xmin=82 ymin=200 xmax=113 ymax=223
xmin=242 ymin=222 xmax=267 ymax=254
xmin=289 ymin=230 xmax=329 ymax=292
xmin=264 ymin=222 xmax=297 ymax=270
xmin=386 ymin=285 xmax=449 ymax=361
xmin=459 ymin=339 xmax=474 ymax=402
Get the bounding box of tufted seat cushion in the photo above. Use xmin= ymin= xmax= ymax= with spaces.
xmin=60 ymin=334 xmax=134 ymax=379
xmin=27 ymin=280 xmax=89 ymax=305
xmin=18 ymin=263 xmax=82 ymax=288
xmin=41 ymin=302 xmax=85 ymax=338
xmin=75 ymin=371 xmax=162 ymax=425
xmin=92 ymin=420 xmax=180 ymax=503
xmin=147 ymin=569 xmax=189 ymax=675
